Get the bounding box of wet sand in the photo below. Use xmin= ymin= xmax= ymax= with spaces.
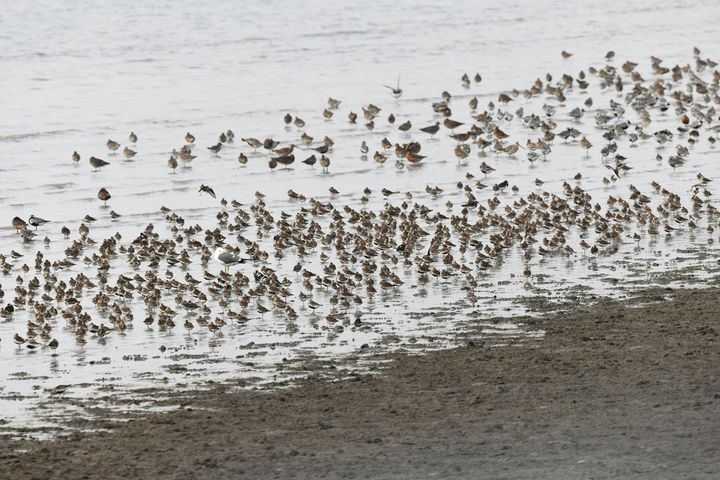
xmin=2 ymin=285 xmax=719 ymax=479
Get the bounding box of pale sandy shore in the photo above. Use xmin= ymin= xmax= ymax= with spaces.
xmin=1 ymin=286 xmax=719 ymax=479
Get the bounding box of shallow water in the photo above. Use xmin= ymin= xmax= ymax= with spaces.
xmin=2 ymin=0 xmax=720 ymax=438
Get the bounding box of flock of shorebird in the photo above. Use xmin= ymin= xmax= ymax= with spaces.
xmin=3 ymin=47 xmax=720 ymax=353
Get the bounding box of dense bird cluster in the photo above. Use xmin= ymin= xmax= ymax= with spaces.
xmin=4 ymin=47 xmax=720 ymax=353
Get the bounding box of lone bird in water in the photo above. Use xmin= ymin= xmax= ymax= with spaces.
xmin=214 ymin=247 xmax=247 ymax=273
xmin=199 ymin=184 xmax=216 ymax=198
xmin=98 ymin=187 xmax=111 ymax=206
xmin=89 ymin=156 xmax=109 ymax=171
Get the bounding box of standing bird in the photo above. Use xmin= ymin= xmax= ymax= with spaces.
xmin=89 ymin=156 xmax=109 ymax=171
xmin=444 ymin=118 xmax=464 ymax=131
xmin=199 ymin=184 xmax=216 ymax=198
xmin=207 ymin=143 xmax=222 ymax=154
xmin=319 ymin=155 xmax=330 ymax=173
xmin=185 ymin=132 xmax=195 ymax=144
xmin=214 ymin=247 xmax=247 ymax=273
xmin=12 ymin=217 xmax=26 ymax=233
xmin=72 ymin=151 xmax=80 ymax=162
xmin=106 ymin=139 xmax=120 ymax=151
xmin=129 ymin=131 xmax=137 ymax=143
xmin=420 ymin=122 xmax=440 ymax=137
xmin=168 ymin=156 xmax=178 ymax=172
xmin=123 ymin=146 xmax=137 ymax=159
xmin=98 ymin=187 xmax=111 ymax=206
xmin=28 ymin=215 xmax=49 ymax=230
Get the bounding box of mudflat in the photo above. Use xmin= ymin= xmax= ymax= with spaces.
xmin=2 ymin=286 xmax=719 ymax=479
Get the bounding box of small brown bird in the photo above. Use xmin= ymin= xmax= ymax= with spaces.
xmin=199 ymin=184 xmax=216 ymax=198
xmin=168 ymin=156 xmax=178 ymax=172
xmin=238 ymin=153 xmax=248 ymax=166
xmin=185 ymin=132 xmax=195 ymax=143
xmin=72 ymin=151 xmax=80 ymax=162
xmin=348 ymin=111 xmax=357 ymax=123
xmin=123 ymin=146 xmax=136 ymax=159
xmin=319 ymin=155 xmax=330 ymax=173
xmin=89 ymin=156 xmax=109 ymax=171
xmin=323 ymin=109 xmax=334 ymax=119
xmin=406 ymin=151 xmax=426 ymax=163
xmin=493 ymin=126 xmax=509 ymax=139
xmin=303 ymin=155 xmax=317 ymax=166
xmin=420 ymin=122 xmax=440 ymax=137
xmin=498 ymin=93 xmax=512 ymax=103
xmin=580 ymin=136 xmax=592 ymax=155
xmin=398 ymin=120 xmax=412 ymax=131
xmin=129 ymin=131 xmax=137 ymax=143
xmin=106 ymin=139 xmax=120 ymax=151
xmin=373 ymin=151 xmax=387 ymax=164
xmin=12 ymin=217 xmax=26 ymax=233
xmin=561 ymin=50 xmax=573 ymax=58
xmin=242 ymin=137 xmax=262 ymax=149
xmin=444 ymin=118 xmax=464 ymax=130
xmin=97 ymin=187 xmax=111 ymax=206
xmin=284 ymin=113 xmax=293 ymax=124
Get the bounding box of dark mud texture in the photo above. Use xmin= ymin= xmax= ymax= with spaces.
xmin=1 ymin=287 xmax=719 ymax=479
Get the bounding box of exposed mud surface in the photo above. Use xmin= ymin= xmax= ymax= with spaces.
xmin=1 ymin=286 xmax=719 ymax=479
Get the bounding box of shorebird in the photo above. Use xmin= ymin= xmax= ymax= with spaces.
xmin=479 ymin=162 xmax=495 ymax=176
xmin=242 ymin=137 xmax=262 ymax=149
xmin=420 ymin=122 xmax=440 ymax=137
xmin=319 ymin=155 xmax=330 ymax=173
xmin=238 ymin=153 xmax=248 ymax=166
xmin=106 ymin=139 xmax=120 ymax=151
xmin=207 ymin=142 xmax=222 ymax=154
xmin=72 ymin=151 xmax=80 ymax=162
xmin=199 ymin=184 xmax=216 ymax=198
xmin=360 ymin=141 xmax=369 ymax=155
xmin=129 ymin=131 xmax=137 ymax=143
xmin=28 ymin=215 xmax=49 ymax=230
xmin=264 ymin=138 xmax=279 ymax=150
xmin=214 ymin=247 xmax=247 ymax=273
xmin=89 ymin=156 xmax=109 ymax=171
xmin=328 ymin=97 xmax=341 ymax=109
xmin=383 ymin=75 xmax=402 ymax=98
xmin=168 ymin=156 xmax=178 ymax=172
xmin=123 ymin=146 xmax=137 ymax=159
xmin=493 ymin=126 xmax=509 ymax=140
xmin=406 ymin=151 xmax=425 ymax=163
xmin=398 ymin=120 xmax=412 ymax=131
xmin=98 ymin=187 xmax=111 ymax=206
xmin=11 ymin=217 xmax=26 ymax=233
xmin=444 ymin=118 xmax=463 ymax=131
